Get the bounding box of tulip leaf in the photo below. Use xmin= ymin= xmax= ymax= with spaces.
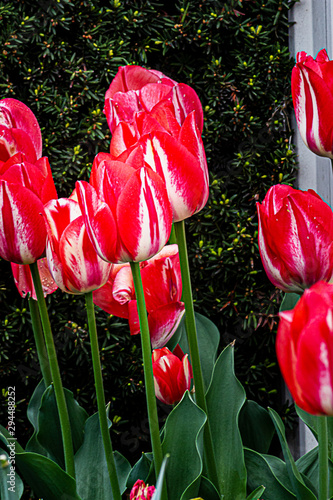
xmin=36 ymin=385 xmax=89 ymax=468
xmin=296 ymin=405 xmax=333 ymax=460
xmin=206 ymin=343 xmax=247 ymax=499
xmin=75 ymin=411 xmax=131 ymax=500
xmin=296 ymin=446 xmax=333 ymax=497
xmin=151 ymin=455 xmax=169 ymax=500
xmin=126 ymin=452 xmax=153 ymax=490
xmin=268 ymin=408 xmax=317 ymax=499
xmin=279 ymin=292 xmax=300 ymax=312
xmin=169 ymin=312 xmax=220 ymax=390
xmin=239 ymin=399 xmax=275 ymax=454
xmin=25 ymin=379 xmax=50 ymax=458
xmin=197 ymin=475 xmax=220 ymax=500
xmin=245 ymin=448 xmax=296 ymax=499
xmin=15 ymin=450 xmax=81 ymax=500
xmin=161 ymin=391 xmax=206 ymax=500
xmin=246 ymin=484 xmax=266 ymax=500
xmin=0 ymin=447 xmax=24 ymax=499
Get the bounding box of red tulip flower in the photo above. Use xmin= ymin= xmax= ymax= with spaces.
xmin=104 ymin=64 xmax=203 ymax=134
xmin=76 ymin=152 xmax=172 ymax=264
xmin=0 ymin=98 xmax=42 ymax=165
xmin=291 ymin=49 xmax=333 ymax=158
xmin=130 ymin=479 xmax=155 ymax=500
xmin=93 ymin=245 xmax=184 ymax=348
xmin=11 ymin=258 xmax=57 ymax=300
xmin=0 ymin=153 xmax=57 ymax=264
xmin=257 ymin=184 xmax=333 ymax=293
xmin=43 ymin=198 xmax=112 ymax=294
xmin=152 ymin=345 xmax=193 ymax=405
xmin=277 ymin=281 xmax=333 ymax=415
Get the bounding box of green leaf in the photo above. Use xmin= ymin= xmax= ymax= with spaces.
xmin=36 ymin=385 xmax=89 ymax=468
xmin=296 ymin=406 xmax=333 ymax=460
xmin=268 ymin=408 xmax=317 ymax=499
xmin=126 ymin=453 xmax=153 ymax=490
xmin=296 ymin=446 xmax=333 ymax=497
xmin=74 ymin=411 xmax=131 ymax=500
xmin=161 ymin=391 xmax=206 ymax=500
xmin=197 ymin=475 xmax=220 ymax=500
xmin=168 ymin=312 xmax=220 ymax=390
xmin=279 ymin=293 xmax=300 ymax=312
xmin=239 ymin=399 xmax=275 ymax=454
xmin=245 ymin=448 xmax=296 ymax=499
xmin=246 ymin=484 xmax=266 ymax=500
xmin=206 ymin=343 xmax=247 ymax=499
xmin=0 ymin=448 xmax=24 ymax=499
xmin=152 ymin=455 xmax=169 ymax=500
xmin=25 ymin=380 xmax=50 ymax=457
xmin=15 ymin=451 xmax=81 ymax=500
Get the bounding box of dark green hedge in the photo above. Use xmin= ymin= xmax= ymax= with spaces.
xmin=0 ymin=0 xmax=298 ymax=473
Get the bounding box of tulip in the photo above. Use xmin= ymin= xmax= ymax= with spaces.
xmin=0 ymin=98 xmax=42 ymax=164
xmin=43 ymin=198 xmax=112 ymax=294
xmin=76 ymin=152 xmax=172 ymax=264
xmin=11 ymin=258 xmax=57 ymax=300
xmin=257 ymin=184 xmax=333 ymax=293
xmin=276 ymin=281 xmax=333 ymax=415
xmin=93 ymin=244 xmax=185 ymax=348
xmin=152 ymin=345 xmax=193 ymax=405
xmin=0 ymin=153 xmax=57 ymax=264
xmin=291 ymin=48 xmax=333 ymax=158
xmin=130 ymin=479 xmax=155 ymax=500
xmin=104 ymin=64 xmax=203 ymax=134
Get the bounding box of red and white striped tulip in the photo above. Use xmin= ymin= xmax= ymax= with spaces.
xmin=277 ymin=281 xmax=333 ymax=415
xmin=130 ymin=479 xmax=155 ymax=500
xmin=44 ymin=198 xmax=112 ymax=294
xmin=11 ymin=258 xmax=58 ymax=300
xmin=76 ymin=152 xmax=172 ymax=264
xmin=0 ymin=98 xmax=42 ymax=165
xmin=152 ymin=345 xmax=193 ymax=405
xmin=257 ymin=184 xmax=333 ymax=293
xmin=104 ymin=64 xmax=203 ymax=134
xmin=93 ymin=244 xmax=184 ymax=348
xmin=292 ymin=49 xmax=333 ymax=158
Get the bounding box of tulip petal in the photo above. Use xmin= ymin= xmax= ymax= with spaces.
xmin=11 ymin=258 xmax=57 ymax=300
xmin=117 ymin=167 xmax=172 ymax=262
xmin=170 ymin=83 xmax=204 ymax=133
xmin=0 ymin=180 xmax=46 ymax=264
xmin=149 ymin=301 xmax=185 ymax=349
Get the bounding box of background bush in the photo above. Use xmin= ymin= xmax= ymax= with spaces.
xmin=0 ymin=0 xmax=298 ymax=478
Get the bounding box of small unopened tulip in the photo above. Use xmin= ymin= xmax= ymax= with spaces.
xmin=152 ymin=345 xmax=193 ymax=405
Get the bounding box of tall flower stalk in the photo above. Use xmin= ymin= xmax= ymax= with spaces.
xmin=29 ymin=261 xmax=75 ymax=478
xmin=318 ymin=416 xmax=328 ymax=500
xmin=85 ymin=292 xmax=121 ymax=500
xmin=174 ymin=220 xmax=219 ymax=488
xmin=28 ymin=297 xmax=52 ymax=387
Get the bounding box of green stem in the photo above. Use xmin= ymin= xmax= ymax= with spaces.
xmin=29 ymin=262 xmax=75 ymax=478
xmin=174 ymin=220 xmax=219 ymax=489
xmin=85 ymin=292 xmax=121 ymax=500
xmin=130 ymin=262 xmax=164 ymax=478
xmin=28 ymin=296 xmax=52 ymax=387
xmin=318 ymin=415 xmax=328 ymax=500
xmin=168 ymin=224 xmax=177 ymax=245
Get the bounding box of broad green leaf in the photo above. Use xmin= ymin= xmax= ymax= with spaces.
xmin=168 ymin=312 xmax=220 ymax=390
xmin=206 ymin=343 xmax=247 ymax=499
xmin=161 ymin=391 xmax=206 ymax=500
xmin=37 ymin=385 xmax=89 ymax=468
xmin=245 ymin=448 xmax=295 ymax=499
xmin=197 ymin=475 xmax=220 ymax=500
xmin=0 ymin=448 xmax=24 ymax=499
xmin=296 ymin=446 xmax=333 ymax=497
xmin=268 ymin=408 xmax=316 ymax=499
xmin=246 ymin=484 xmax=266 ymax=500
xmin=151 ymin=455 xmax=169 ymax=500
xmin=279 ymin=293 xmax=300 ymax=312
xmin=25 ymin=380 xmax=50 ymax=457
xmin=15 ymin=451 xmax=81 ymax=500
xmin=75 ymin=411 xmax=131 ymax=500
xmin=126 ymin=452 xmax=153 ymax=490
xmin=239 ymin=399 xmax=275 ymax=454
xmin=296 ymin=406 xmax=333 ymax=460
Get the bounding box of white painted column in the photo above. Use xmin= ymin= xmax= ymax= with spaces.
xmin=288 ymin=0 xmax=333 ymax=457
